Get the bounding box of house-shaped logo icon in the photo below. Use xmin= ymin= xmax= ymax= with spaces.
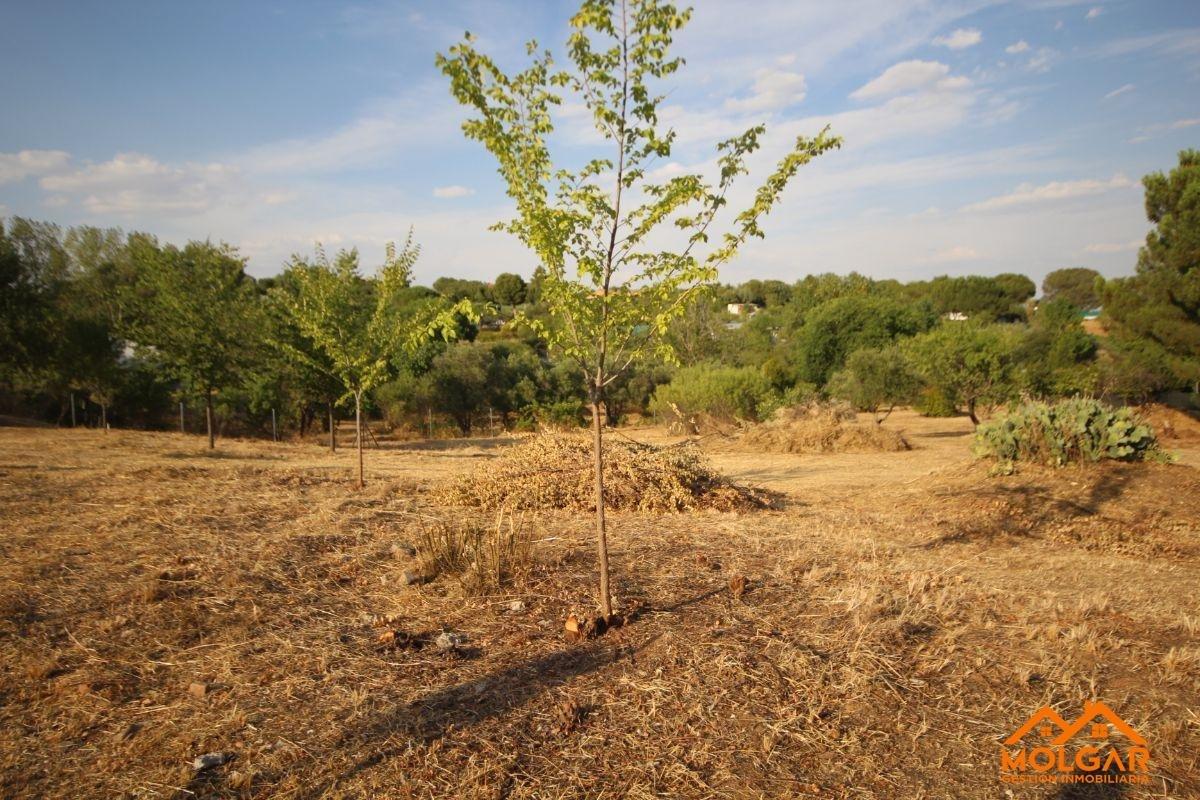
xmin=1003 ymin=706 xmax=1071 ymax=745
xmin=999 ymin=701 xmax=1150 ymax=786
xmin=1051 ymin=701 xmax=1146 ymax=747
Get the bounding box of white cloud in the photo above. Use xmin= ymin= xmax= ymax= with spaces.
xmin=932 ymin=28 xmax=982 ymax=50
xmin=776 ymin=82 xmax=980 ymax=155
xmin=432 ymin=185 xmax=475 ymax=199
xmin=850 ymin=60 xmax=967 ymax=101
xmin=1026 ymin=47 xmax=1058 ymax=72
xmin=1091 ymin=29 xmax=1200 ymax=60
xmin=925 ymin=245 xmax=981 ymax=263
xmin=243 ymin=116 xmax=427 ymax=175
xmin=681 ymin=1 xmax=997 ymax=80
xmin=724 ymin=67 xmax=807 ymax=113
xmin=1005 ymin=40 xmax=1030 ymax=54
xmin=0 ymin=150 xmax=70 ymax=184
xmin=1129 ymin=117 xmax=1200 ymax=142
xmin=260 ymin=191 xmax=296 ymax=206
xmin=1085 ymin=6 xmax=1102 ymax=20
xmin=1083 ymin=240 xmax=1140 ymax=254
xmin=964 ymin=174 xmax=1134 ymax=212
xmin=39 ymin=153 xmax=240 ymax=214
xmin=1103 ymin=83 xmax=1135 ymax=100
xmin=237 ymin=84 xmax=458 ymax=175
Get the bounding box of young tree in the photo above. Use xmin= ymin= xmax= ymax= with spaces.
xmin=827 ymin=346 xmax=920 ymax=424
xmin=904 ymin=322 xmax=1020 ymax=425
xmin=439 ymin=0 xmax=840 ymax=617
xmin=127 ymin=238 xmax=260 ymax=448
xmin=277 ymin=236 xmax=475 ymax=488
xmin=267 ymin=266 xmax=349 ymax=451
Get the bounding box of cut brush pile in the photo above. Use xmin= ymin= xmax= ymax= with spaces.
xmin=435 ymin=432 xmax=770 ymax=512
xmin=737 ymin=402 xmax=911 ymax=454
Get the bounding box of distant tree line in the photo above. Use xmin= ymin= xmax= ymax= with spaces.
xmin=2 ymin=150 xmax=1197 ymax=437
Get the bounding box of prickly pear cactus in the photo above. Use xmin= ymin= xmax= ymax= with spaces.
xmin=973 ymin=398 xmax=1168 ymax=467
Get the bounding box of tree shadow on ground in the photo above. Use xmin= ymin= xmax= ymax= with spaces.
xmin=382 ymin=437 xmax=519 ymax=453
xmin=913 ymin=429 xmax=972 ymax=439
xmin=917 ymin=466 xmax=1138 ymax=549
xmin=293 ymin=585 xmax=724 ymax=799
xmin=164 ymin=449 xmax=283 ymax=461
xmin=1047 ymin=768 xmax=1129 ymax=799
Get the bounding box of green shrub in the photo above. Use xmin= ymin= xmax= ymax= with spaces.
xmin=649 ymin=365 xmax=773 ymax=422
xmin=914 ymin=386 xmax=957 ymax=417
xmin=973 ymin=398 xmax=1168 ymax=467
xmin=757 ymin=382 xmax=819 ymax=420
xmin=524 ymin=399 xmax=586 ymax=430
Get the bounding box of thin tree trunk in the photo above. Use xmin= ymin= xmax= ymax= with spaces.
xmin=101 ymin=403 xmax=107 ymax=432
xmin=205 ymin=390 xmax=215 ymax=449
xmin=329 ymin=402 xmax=336 ymax=453
xmin=179 ymin=401 xmax=185 ymax=434
xmin=967 ymin=398 xmax=979 ymax=426
xmin=70 ymin=393 xmax=76 ymax=428
xmin=591 ymin=395 xmax=612 ymax=618
xmin=355 ymin=392 xmax=364 ymax=489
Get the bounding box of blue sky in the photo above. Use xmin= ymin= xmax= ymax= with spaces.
xmin=1 ymin=0 xmax=1198 ymax=288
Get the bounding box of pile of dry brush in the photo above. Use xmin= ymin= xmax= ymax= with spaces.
xmin=739 ymin=402 xmax=911 ymax=454
xmin=435 ymin=433 xmax=770 ymax=512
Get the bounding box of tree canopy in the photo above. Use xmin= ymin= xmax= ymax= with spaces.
xmin=1043 ymin=267 xmax=1101 ymax=309
xmin=1101 ymin=150 xmax=1200 ymax=392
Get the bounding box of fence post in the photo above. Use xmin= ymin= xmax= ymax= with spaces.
xmin=179 ymin=401 xmax=185 ymax=434
xmin=70 ymin=393 xmax=76 ymax=427
xmin=427 ymin=407 xmax=433 ymax=440
xmin=271 ymin=408 xmax=278 ymax=442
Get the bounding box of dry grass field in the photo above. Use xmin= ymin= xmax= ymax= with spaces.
xmin=1 ymin=411 xmax=1199 ymax=799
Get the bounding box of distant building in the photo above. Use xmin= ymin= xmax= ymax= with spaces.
xmin=726 ymin=302 xmax=760 ymax=316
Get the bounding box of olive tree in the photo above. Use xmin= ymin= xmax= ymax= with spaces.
xmin=439 ymin=0 xmax=840 ymax=617
xmin=827 ymin=346 xmax=920 ymax=424
xmin=904 ymin=322 xmax=1020 ymax=426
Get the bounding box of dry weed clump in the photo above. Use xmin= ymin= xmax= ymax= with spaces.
xmin=435 ymin=432 xmax=770 ymax=512
xmin=738 ymin=402 xmax=910 ymax=454
xmin=415 ymin=511 xmax=535 ymax=594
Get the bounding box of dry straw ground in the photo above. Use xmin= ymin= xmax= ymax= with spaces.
xmin=1 ymin=410 xmax=1198 ymax=799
